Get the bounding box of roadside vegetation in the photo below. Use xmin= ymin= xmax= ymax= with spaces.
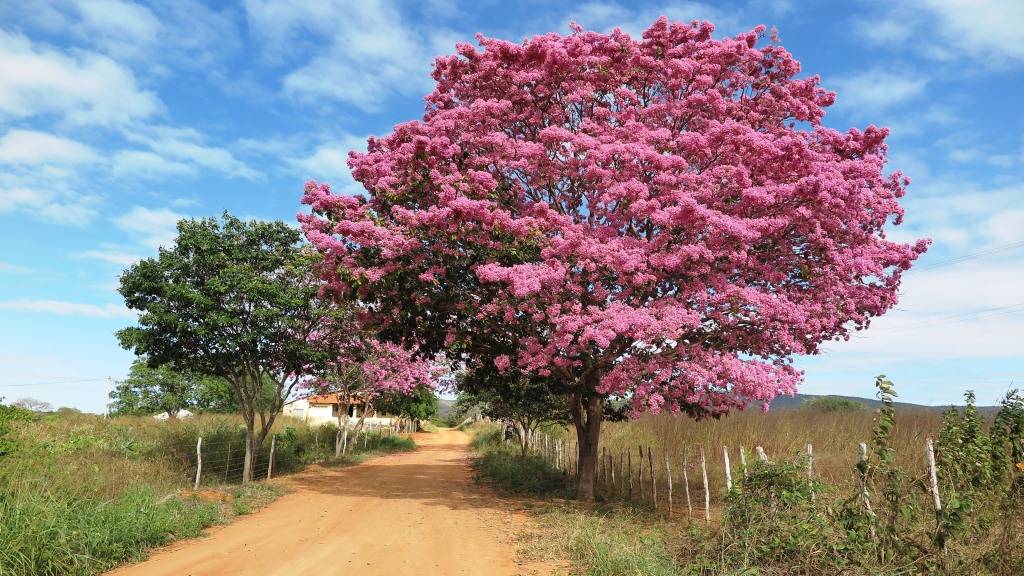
xmin=469 ymin=380 xmax=1024 ymax=576
xmin=0 ymin=406 xmax=414 ymax=576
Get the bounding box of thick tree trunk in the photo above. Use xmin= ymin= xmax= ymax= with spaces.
xmin=571 ymin=393 xmax=603 ymax=501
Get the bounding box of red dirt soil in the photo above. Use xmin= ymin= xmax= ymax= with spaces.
xmin=107 ymin=428 xmax=548 ymax=576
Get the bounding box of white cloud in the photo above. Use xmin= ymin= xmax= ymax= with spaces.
xmin=0 ymin=299 xmax=134 ymax=318
xmin=804 ymin=256 xmax=1024 ymax=380
xmin=112 ymin=206 xmax=186 ymax=251
xmin=246 ymin=0 xmax=438 ymax=111
xmin=76 ymin=247 xmax=143 ymax=267
xmin=287 ymin=134 xmax=369 ymax=194
xmin=0 ymin=129 xmax=98 ymax=165
xmin=0 ymin=185 xmax=97 ymax=226
xmin=125 ymin=126 xmax=261 ymax=180
xmin=111 ymin=150 xmax=196 ymax=179
xmin=832 ymin=69 xmax=927 ymax=111
xmin=0 ymin=29 xmax=161 ymax=127
xmin=1 ymin=0 xmax=240 ymax=73
xmin=853 ymin=0 xmax=1024 ymax=66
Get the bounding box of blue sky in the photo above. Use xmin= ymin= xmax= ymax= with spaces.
xmin=1 ymin=0 xmax=1022 ymax=412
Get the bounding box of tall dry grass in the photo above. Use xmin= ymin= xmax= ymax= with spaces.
xmin=0 ymin=410 xmax=412 ymax=575
xmin=567 ymin=404 xmax=943 ymax=507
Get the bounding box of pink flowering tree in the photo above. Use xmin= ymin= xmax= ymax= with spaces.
xmin=300 ymin=18 xmax=928 ymax=500
xmin=304 ymin=326 xmax=435 ymax=439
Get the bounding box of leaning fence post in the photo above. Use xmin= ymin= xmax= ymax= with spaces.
xmin=700 ymin=448 xmax=710 ymax=523
xmin=723 ymin=446 xmax=733 ymax=492
xmin=267 ymin=434 xmax=276 ymax=480
xmin=342 ymin=428 xmax=348 ymax=456
xmin=806 ymin=443 xmax=815 ymax=501
xmin=194 ymin=436 xmax=203 ymax=490
xmin=926 ymin=437 xmax=942 ymax=512
xmin=739 ymin=446 xmax=748 ymax=479
xmin=647 ymin=446 xmax=657 ymax=507
xmin=664 ymin=453 xmax=674 ymax=519
xmin=682 ymin=450 xmax=693 ymax=519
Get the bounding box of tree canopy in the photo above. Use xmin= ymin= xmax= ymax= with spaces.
xmin=107 ymin=358 xmax=244 ymax=417
xmin=118 ymin=212 xmax=333 ymax=481
xmin=300 ymin=19 xmax=927 ymax=499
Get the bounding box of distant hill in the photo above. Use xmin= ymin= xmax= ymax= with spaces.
xmin=437 ymin=397 xmax=456 ymax=418
xmin=764 ymin=393 xmax=999 ymax=414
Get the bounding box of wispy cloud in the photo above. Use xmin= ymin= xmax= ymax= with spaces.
xmin=0 ymin=29 xmax=161 ymax=127
xmin=0 ymin=299 xmax=134 ymax=318
xmin=112 ymin=206 xmax=186 ymax=251
xmin=247 ymin=0 xmax=440 ymax=112
xmin=853 ymin=0 xmax=1024 ymax=67
xmin=0 ymin=129 xmax=98 ymax=165
xmin=831 ymin=69 xmax=927 ymax=111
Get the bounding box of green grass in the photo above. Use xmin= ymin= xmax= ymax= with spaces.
xmin=0 ymin=485 xmax=221 ymax=576
xmin=522 ymin=506 xmax=680 ymax=576
xmin=470 ymin=426 xmax=570 ymax=497
xmin=0 ymin=410 xmax=417 ymax=576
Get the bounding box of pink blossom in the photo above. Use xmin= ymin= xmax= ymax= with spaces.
xmin=300 ymin=17 xmax=928 ymax=418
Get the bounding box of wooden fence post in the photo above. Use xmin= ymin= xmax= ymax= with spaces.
xmin=723 ymin=446 xmax=733 ymax=492
xmin=224 ymin=438 xmax=232 ymax=481
xmin=739 ymin=446 xmax=748 ymax=479
xmin=602 ymin=450 xmax=610 ymax=491
xmin=267 ymin=434 xmax=276 ymax=480
xmin=926 ymin=437 xmax=942 ymax=512
xmin=342 ymin=428 xmax=348 ymax=456
xmin=859 ymin=442 xmax=877 ymax=540
xmin=664 ymin=453 xmax=673 ymax=520
xmin=194 ymin=436 xmax=202 ymax=490
xmin=682 ymin=450 xmax=693 ymax=519
xmin=637 ymin=445 xmax=645 ymax=501
xmin=700 ymin=448 xmax=710 ymax=523
xmin=627 ymin=449 xmax=634 ymax=498
xmin=647 ymin=446 xmax=656 ymax=507
xmin=806 ymin=443 xmax=815 ymax=501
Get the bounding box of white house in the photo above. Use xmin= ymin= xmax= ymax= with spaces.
xmin=283 ymin=394 xmax=396 ymax=428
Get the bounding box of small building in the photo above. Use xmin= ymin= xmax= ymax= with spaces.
xmin=283 ymin=394 xmax=396 ymax=428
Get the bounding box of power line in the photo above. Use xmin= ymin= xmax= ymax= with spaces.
xmin=0 ymin=377 xmax=110 ymax=388
xmin=914 ymin=239 xmax=1024 ymax=272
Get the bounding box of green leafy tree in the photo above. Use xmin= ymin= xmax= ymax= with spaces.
xmin=108 ymin=359 xmax=196 ymax=417
xmin=457 ymin=366 xmax=571 ymax=457
xmin=117 ymin=213 xmax=332 ymax=482
xmin=376 ymin=384 xmax=439 ymax=423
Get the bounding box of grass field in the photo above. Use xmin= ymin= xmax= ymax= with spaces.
xmin=0 ymin=408 xmax=414 ymax=576
xmin=470 ymin=386 xmax=1024 ymax=576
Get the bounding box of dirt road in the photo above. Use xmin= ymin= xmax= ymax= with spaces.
xmin=108 ymin=428 xmax=544 ymax=576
